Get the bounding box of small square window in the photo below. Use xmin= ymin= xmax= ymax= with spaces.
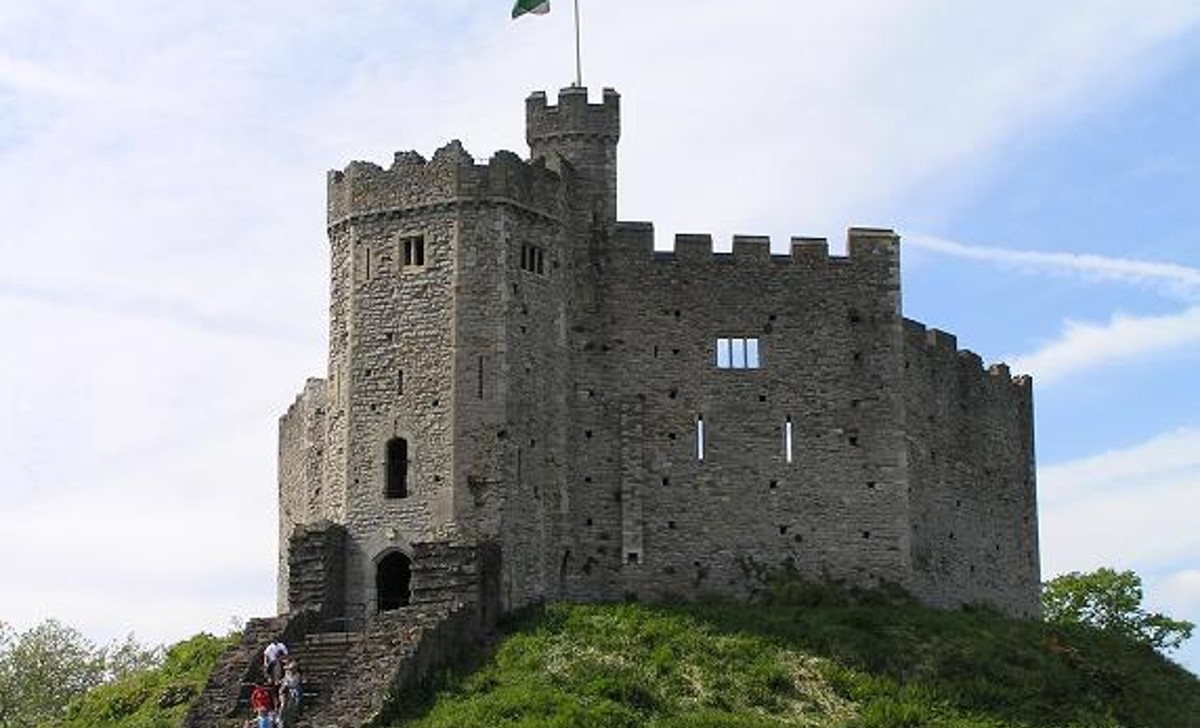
xmin=520 ymin=244 xmax=548 ymax=275
xmin=402 ymin=236 xmax=426 ymax=267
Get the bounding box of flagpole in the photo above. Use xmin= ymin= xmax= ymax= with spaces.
xmin=573 ymin=0 xmax=582 ymax=87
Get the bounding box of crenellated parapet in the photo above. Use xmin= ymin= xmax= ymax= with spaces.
xmin=613 ymin=224 xmax=900 ymax=270
xmin=526 ymin=87 xmax=620 ymax=145
xmin=902 ymin=318 xmax=1029 ymax=395
xmin=327 ymin=141 xmax=565 ymax=229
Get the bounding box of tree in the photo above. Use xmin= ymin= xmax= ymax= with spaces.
xmin=1042 ymin=568 xmax=1195 ymax=653
xmin=0 ymin=620 xmax=160 ymax=728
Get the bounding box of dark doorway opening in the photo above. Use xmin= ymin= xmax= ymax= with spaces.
xmin=376 ymin=551 xmax=412 ymax=612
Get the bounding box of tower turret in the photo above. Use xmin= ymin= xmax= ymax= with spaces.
xmin=526 ymin=87 xmax=620 ymax=223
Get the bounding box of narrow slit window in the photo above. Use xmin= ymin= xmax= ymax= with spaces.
xmin=715 ymin=337 xmax=761 ymax=369
xmin=784 ymin=416 xmax=794 ymax=463
xmin=385 ymin=437 xmax=409 ymax=499
xmin=696 ymin=414 xmax=705 ymax=461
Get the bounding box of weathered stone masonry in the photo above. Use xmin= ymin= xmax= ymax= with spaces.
xmin=278 ymin=83 xmax=1039 ymax=636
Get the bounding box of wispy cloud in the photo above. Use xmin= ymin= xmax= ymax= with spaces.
xmin=906 ymin=233 xmax=1200 ymax=300
xmin=1010 ymin=306 xmax=1200 ymax=382
xmin=0 ymin=277 xmax=312 ymax=343
xmin=904 ymin=235 xmax=1200 ymax=382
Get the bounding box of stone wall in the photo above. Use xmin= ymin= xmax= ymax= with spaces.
xmin=278 ymin=378 xmax=327 ymax=613
xmin=560 ymin=226 xmax=911 ymax=602
xmin=902 ymin=320 xmax=1040 ymax=616
xmin=286 ymin=521 xmax=347 ymax=620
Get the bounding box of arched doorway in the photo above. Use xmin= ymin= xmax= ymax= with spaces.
xmin=376 ymin=551 xmax=412 ymax=612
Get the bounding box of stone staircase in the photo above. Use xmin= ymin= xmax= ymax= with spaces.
xmin=291 ymin=602 xmax=473 ymax=728
xmin=286 ymin=631 xmax=361 ymax=724
xmin=183 ymin=541 xmax=500 ymax=728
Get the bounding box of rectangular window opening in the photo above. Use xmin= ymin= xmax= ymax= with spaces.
xmin=715 ymin=337 xmax=761 ymax=369
xmin=385 ymin=437 xmax=409 ymax=499
xmin=402 ymin=236 xmax=426 ymax=267
xmin=520 ymin=244 xmax=548 ymax=275
xmin=696 ymin=413 xmax=705 ymax=461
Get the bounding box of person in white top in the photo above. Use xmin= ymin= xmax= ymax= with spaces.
xmin=262 ymin=641 xmax=288 ymax=685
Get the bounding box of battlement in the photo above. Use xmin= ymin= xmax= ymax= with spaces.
xmin=526 ymin=87 xmax=620 ymax=145
xmin=903 ymin=318 xmax=1028 ymax=390
xmin=614 ymin=224 xmax=899 ymax=268
xmin=327 ymin=141 xmax=564 ymax=228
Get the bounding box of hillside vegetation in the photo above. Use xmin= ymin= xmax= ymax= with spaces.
xmin=45 ymin=632 xmax=235 ymax=728
xmin=384 ymin=597 xmax=1200 ymax=728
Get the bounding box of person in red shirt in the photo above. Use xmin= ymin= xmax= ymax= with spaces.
xmin=249 ymin=683 xmax=274 ymax=714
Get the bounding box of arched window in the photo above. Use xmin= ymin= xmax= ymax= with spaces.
xmin=376 ymin=552 xmax=412 ymax=612
xmin=386 ymin=437 xmax=408 ymax=498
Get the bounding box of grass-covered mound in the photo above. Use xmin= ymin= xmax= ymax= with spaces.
xmin=385 ymin=599 xmax=1200 ymax=728
xmin=48 ymin=632 xmax=236 ymax=728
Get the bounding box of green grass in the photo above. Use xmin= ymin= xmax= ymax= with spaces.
xmin=46 ymin=631 xmax=237 ymax=728
xmin=384 ymin=599 xmax=1200 ymax=728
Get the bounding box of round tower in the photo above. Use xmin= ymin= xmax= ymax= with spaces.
xmin=526 ymin=87 xmax=620 ymax=224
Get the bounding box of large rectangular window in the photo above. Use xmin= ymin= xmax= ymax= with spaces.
xmin=715 ymin=337 xmax=761 ymax=369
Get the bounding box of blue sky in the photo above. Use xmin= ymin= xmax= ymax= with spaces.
xmin=1 ymin=1 xmax=1198 ymax=675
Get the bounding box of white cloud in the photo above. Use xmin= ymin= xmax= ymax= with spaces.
xmin=900 ymin=236 xmax=1200 ymax=384
xmin=1039 ymin=429 xmax=1200 ymax=576
xmin=1040 ymin=430 xmax=1200 ymax=668
xmin=1008 ymin=306 xmax=1200 ymax=383
xmin=1162 ymin=570 xmax=1200 ymax=611
xmin=1041 ymin=428 xmax=1200 ymax=505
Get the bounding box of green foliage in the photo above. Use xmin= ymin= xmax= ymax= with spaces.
xmin=385 ymin=597 xmax=1200 ymax=728
xmin=1043 ymin=568 xmax=1195 ymax=652
xmin=0 ymin=619 xmax=108 ymax=728
xmin=51 ymin=632 xmax=236 ymax=728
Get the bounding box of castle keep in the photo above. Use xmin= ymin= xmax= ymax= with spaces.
xmin=186 ymin=86 xmax=1040 ymax=727
xmin=275 ymin=86 xmax=1040 ymax=626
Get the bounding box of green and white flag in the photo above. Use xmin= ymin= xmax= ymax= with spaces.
xmin=512 ymin=0 xmax=549 ymax=19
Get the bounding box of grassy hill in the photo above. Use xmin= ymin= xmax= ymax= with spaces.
xmin=46 ymin=631 xmax=235 ymax=728
xmin=43 ymin=594 xmax=1199 ymax=728
xmin=383 ymin=598 xmax=1200 ymax=728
